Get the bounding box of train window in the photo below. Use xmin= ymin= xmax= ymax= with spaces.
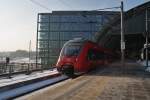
xmin=87 ymin=49 xmax=96 ymax=61
xmin=60 ymin=44 xmax=82 ymax=57
xmin=97 ymin=51 xmax=104 ymax=60
xmin=87 ymin=49 xmax=104 ymax=61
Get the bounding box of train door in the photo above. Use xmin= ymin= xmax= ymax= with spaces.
xmin=87 ymin=49 xmax=98 ymax=69
xmin=104 ymin=53 xmax=110 ymax=65
xmin=97 ymin=51 xmax=104 ymax=65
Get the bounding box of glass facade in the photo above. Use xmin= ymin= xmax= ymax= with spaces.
xmin=37 ymin=11 xmax=118 ymax=67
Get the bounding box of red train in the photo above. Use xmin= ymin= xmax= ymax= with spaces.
xmin=56 ymin=38 xmax=115 ymax=76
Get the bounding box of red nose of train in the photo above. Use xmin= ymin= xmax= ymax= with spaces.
xmin=56 ymin=56 xmax=77 ymax=76
xmin=57 ymin=56 xmax=76 ymax=66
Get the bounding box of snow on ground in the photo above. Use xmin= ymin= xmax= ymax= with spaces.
xmin=0 ymin=69 xmax=58 ymax=87
xmin=10 ymin=57 xmax=38 ymax=63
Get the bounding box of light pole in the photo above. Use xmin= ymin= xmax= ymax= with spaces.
xmin=27 ymin=40 xmax=31 ymax=75
xmin=120 ymin=1 xmax=125 ymax=67
xmin=145 ymin=9 xmax=149 ymax=68
xmin=93 ymin=1 xmax=125 ymax=66
xmin=77 ymin=3 xmax=125 ymax=67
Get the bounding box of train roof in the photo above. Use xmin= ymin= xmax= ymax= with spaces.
xmin=68 ymin=38 xmax=88 ymax=43
xmin=67 ymin=38 xmax=97 ymax=44
xmin=64 ymin=38 xmax=114 ymax=55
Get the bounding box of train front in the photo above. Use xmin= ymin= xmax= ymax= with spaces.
xmin=56 ymin=40 xmax=83 ymax=76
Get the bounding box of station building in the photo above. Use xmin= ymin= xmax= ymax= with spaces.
xmin=37 ymin=11 xmax=118 ymax=67
xmin=96 ymin=1 xmax=150 ymax=59
xmin=37 ymin=1 xmax=150 ymax=67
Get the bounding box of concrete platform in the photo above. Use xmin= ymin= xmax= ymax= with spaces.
xmin=16 ymin=61 xmax=150 ymax=100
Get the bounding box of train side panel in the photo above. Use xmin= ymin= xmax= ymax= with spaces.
xmin=75 ymin=42 xmax=106 ymax=73
xmin=75 ymin=42 xmax=93 ymax=72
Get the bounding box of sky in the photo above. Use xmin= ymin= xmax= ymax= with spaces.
xmin=0 ymin=0 xmax=148 ymax=51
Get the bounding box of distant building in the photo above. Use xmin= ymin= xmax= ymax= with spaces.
xmin=37 ymin=11 xmax=118 ymax=67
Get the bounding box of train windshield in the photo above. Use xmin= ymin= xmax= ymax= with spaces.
xmin=61 ymin=43 xmax=82 ymax=57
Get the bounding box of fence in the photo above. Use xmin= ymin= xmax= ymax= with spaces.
xmin=0 ymin=62 xmax=53 ymax=78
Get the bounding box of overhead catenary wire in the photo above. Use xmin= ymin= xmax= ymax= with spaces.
xmin=29 ymin=0 xmax=120 ymax=12
xmin=57 ymin=0 xmax=74 ymax=10
xmin=29 ymin=0 xmax=51 ymax=11
xmin=57 ymin=0 xmax=120 ymax=11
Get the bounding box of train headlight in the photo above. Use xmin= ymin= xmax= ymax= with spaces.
xmin=75 ymin=58 xmax=78 ymax=62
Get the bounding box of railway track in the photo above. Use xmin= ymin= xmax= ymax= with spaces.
xmin=0 ymin=75 xmax=69 ymax=100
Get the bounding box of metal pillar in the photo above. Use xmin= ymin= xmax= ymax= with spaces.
xmin=36 ymin=14 xmax=39 ymax=69
xmin=120 ymin=1 xmax=125 ymax=67
xmin=48 ymin=15 xmax=50 ymax=67
xmin=27 ymin=40 xmax=31 ymax=75
xmin=8 ymin=64 xmax=12 ymax=78
xmin=145 ymin=9 xmax=149 ymax=67
xmin=29 ymin=40 xmax=31 ymax=64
